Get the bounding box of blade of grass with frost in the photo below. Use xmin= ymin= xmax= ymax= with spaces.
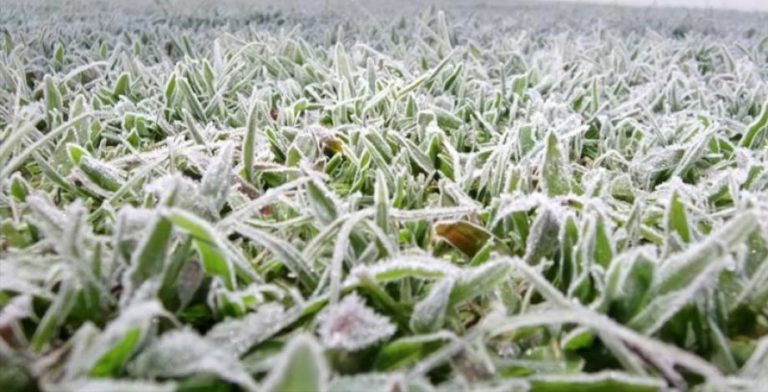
xmin=329 ymin=374 xmax=431 ymax=392
xmin=666 ymin=190 xmax=692 ymax=244
xmin=654 ymin=212 xmax=757 ymax=296
xmin=261 ymin=334 xmax=328 ymax=392
xmin=410 ymin=277 xmax=454 ymax=333
xmin=177 ymin=77 xmax=206 ymax=122
xmin=396 ymin=52 xmax=454 ymax=99
xmin=449 ymin=260 xmax=513 ymax=306
xmin=59 ymin=380 xmax=176 ymax=392
xmin=43 ymin=75 xmax=62 ymax=126
xmin=487 ymin=309 xmax=727 ymax=389
xmin=234 ymin=224 xmax=317 ymax=288
xmin=374 ymin=169 xmax=390 ymax=233
xmin=9 ymin=172 xmax=30 ymax=201
xmin=162 ymin=208 xmax=236 ymax=288
xmin=374 ymin=332 xmax=457 ymax=371
xmin=125 ymin=213 xmax=173 ymax=289
xmin=30 ymin=281 xmax=77 ymax=351
xmin=25 ymin=193 xmax=67 ymax=239
xmin=528 ymin=372 xmax=665 ymax=392
xmin=182 ymin=109 xmax=207 ymax=146
xmin=524 ymin=207 xmax=560 ymax=265
xmin=218 ymin=177 xmax=310 ymax=232
xmin=89 ymin=327 xmax=143 ymax=377
xmin=132 ymin=329 xmax=258 ymax=391
xmin=112 ymin=72 xmax=130 ymax=98
xmin=243 ymin=101 xmax=259 ymax=182
xmin=67 ymin=144 xmax=125 ymax=192
xmin=501 ymin=259 xmax=729 ymax=385
xmin=740 ymin=336 xmax=768 ymax=379
xmin=740 ymin=101 xmax=768 ymax=149
xmin=206 ymin=304 xmax=296 ymax=357
xmin=589 ymin=213 xmax=614 ymax=269
xmin=329 ymin=210 xmax=371 ymax=303
xmin=627 ymin=261 xmax=721 ymax=333
xmin=541 ymin=132 xmax=570 ymax=196
xmin=0 ymin=111 xmax=96 ymax=179
xmin=347 ymin=256 xmax=461 ymax=284
xmin=199 ymin=141 xmax=233 ymax=217
xmin=306 ymin=176 xmax=340 ymax=226
xmin=0 ymin=119 xmax=38 ymax=167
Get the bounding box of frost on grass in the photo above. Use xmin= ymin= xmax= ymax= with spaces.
xmin=317 ymin=294 xmax=396 ymax=351
xmin=131 ymin=329 xmax=257 ymax=391
xmin=261 ymin=334 xmax=329 ymax=392
xmin=1 ymin=1 xmax=768 ymax=391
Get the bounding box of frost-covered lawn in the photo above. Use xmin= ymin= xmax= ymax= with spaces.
xmin=1 ymin=1 xmax=768 ymax=391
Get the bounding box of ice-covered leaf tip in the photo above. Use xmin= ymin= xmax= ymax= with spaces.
xmin=317 ymin=294 xmax=396 ymax=351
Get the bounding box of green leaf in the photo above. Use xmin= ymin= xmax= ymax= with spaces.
xmin=410 ymin=277 xmax=454 ymax=333
xmin=90 ymin=327 xmax=142 ymax=377
xmin=243 ymin=102 xmax=259 ymax=182
xmin=374 ymin=170 xmax=390 ymax=233
xmin=132 ymin=329 xmax=257 ymax=391
xmin=591 ymin=214 xmax=614 ymax=269
xmin=234 ymin=224 xmax=317 ymax=288
xmin=350 ymin=256 xmax=460 ymax=284
xmin=306 ymin=177 xmax=339 ymax=225
xmin=199 ymin=142 xmax=234 ymax=217
xmin=561 ymin=327 xmax=595 ymax=352
xmin=524 ymin=208 xmax=560 ymax=265
xmin=666 ymin=190 xmax=691 ymax=244
xmin=163 ymin=208 xmax=235 ymax=288
xmin=656 ymin=212 xmax=757 ymax=296
xmin=68 ymin=144 xmax=125 ymax=192
xmin=740 ymin=100 xmax=768 ymax=149
xmin=541 ymin=132 xmax=570 ymax=196
xmin=31 ymin=282 xmax=78 ymax=351
xmin=262 ymin=334 xmax=328 ymax=392
xmin=67 ymin=143 xmax=87 ymax=165
xmin=374 ymin=333 xmax=452 ymax=371
xmin=529 ymin=372 xmax=664 ymax=392
xmin=450 ymin=260 xmax=512 ymax=306
xmin=9 ymin=173 xmax=30 ymax=202
xmin=127 ymin=214 xmax=173 ymax=287
xmin=113 ymin=72 xmax=130 ymax=97
xmin=44 ymin=75 xmax=63 ymax=122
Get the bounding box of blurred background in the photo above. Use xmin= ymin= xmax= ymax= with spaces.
xmin=552 ymin=0 xmax=768 ymax=11
xmin=4 ymin=0 xmax=768 ymax=12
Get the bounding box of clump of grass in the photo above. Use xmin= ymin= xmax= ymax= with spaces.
xmin=1 ymin=1 xmax=768 ymax=391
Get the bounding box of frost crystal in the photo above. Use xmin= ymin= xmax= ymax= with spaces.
xmin=317 ymin=294 xmax=396 ymax=351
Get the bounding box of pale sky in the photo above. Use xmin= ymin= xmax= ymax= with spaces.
xmin=551 ymin=0 xmax=768 ymax=12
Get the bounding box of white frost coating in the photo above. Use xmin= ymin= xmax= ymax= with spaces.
xmin=317 ymin=294 xmax=396 ymax=351
xmin=132 ymin=329 xmax=258 ymax=391
xmin=206 ymin=304 xmax=291 ymax=357
xmin=53 ymin=379 xmax=177 ymax=392
xmin=347 ymin=255 xmax=462 ymax=286
xmin=410 ymin=277 xmax=455 ymax=333
xmin=199 ymin=141 xmax=234 ymax=217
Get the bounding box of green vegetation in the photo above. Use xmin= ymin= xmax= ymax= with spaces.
xmin=1 ymin=1 xmax=768 ymax=391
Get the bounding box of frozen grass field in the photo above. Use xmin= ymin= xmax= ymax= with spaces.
xmin=1 ymin=1 xmax=768 ymax=391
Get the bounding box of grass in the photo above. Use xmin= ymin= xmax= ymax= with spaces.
xmin=1 ymin=1 xmax=768 ymax=391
